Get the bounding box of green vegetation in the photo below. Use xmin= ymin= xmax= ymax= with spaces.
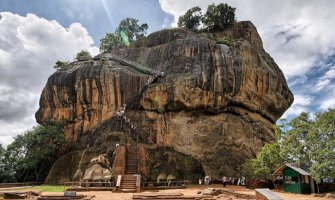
xmin=0 ymin=122 xmax=67 ymax=183
xmin=203 ymin=3 xmax=236 ymax=31
xmin=116 ymin=18 xmax=148 ymax=42
xmin=100 ymin=18 xmax=148 ymax=52
xmin=177 ymin=6 xmax=202 ymax=31
xmin=216 ymin=37 xmax=234 ymax=46
xmin=243 ymin=109 xmax=335 ymax=183
xmin=100 ymin=33 xmax=122 ymax=52
xmin=178 ymin=3 xmax=236 ymax=31
xmin=31 ymin=185 xmax=69 ymax=192
xmin=75 ymin=50 xmax=92 ymax=61
xmin=53 ymin=60 xmax=69 ymax=70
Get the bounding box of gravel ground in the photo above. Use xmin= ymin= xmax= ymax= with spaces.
xmin=2 ymin=184 xmax=334 ymax=200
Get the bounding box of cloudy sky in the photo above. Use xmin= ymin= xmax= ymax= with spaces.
xmin=1 ymin=0 xmax=335 ymax=146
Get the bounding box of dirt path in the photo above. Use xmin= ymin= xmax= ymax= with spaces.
xmin=2 ymin=184 xmax=334 ymax=200
xmin=75 ymin=184 xmax=334 ymax=200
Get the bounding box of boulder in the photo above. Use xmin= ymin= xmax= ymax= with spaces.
xmin=36 ymin=21 xmax=293 ymax=180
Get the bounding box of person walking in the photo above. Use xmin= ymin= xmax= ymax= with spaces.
xmin=222 ymin=176 xmax=227 ymax=187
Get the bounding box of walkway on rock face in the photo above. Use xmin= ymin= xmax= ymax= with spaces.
xmin=102 ymin=54 xmax=160 ymax=76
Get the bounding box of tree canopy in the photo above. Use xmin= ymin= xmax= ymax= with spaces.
xmin=54 ymin=60 xmax=69 ymax=70
xmin=116 ymin=18 xmax=148 ymax=42
xmin=100 ymin=18 xmax=148 ymax=52
xmin=177 ymin=6 xmax=202 ymax=31
xmin=243 ymin=109 xmax=335 ymax=183
xmin=75 ymin=50 xmax=92 ymax=61
xmin=100 ymin=33 xmax=122 ymax=52
xmin=203 ymin=3 xmax=236 ymax=31
xmin=177 ymin=3 xmax=236 ymax=31
xmin=0 ymin=122 xmax=67 ymax=182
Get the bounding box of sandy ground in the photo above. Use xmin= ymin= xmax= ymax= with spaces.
xmin=74 ymin=184 xmax=335 ymax=200
xmin=1 ymin=184 xmax=334 ymax=200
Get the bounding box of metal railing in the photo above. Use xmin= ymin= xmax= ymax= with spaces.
xmin=142 ymin=180 xmax=190 ymax=190
xmin=0 ymin=182 xmax=43 ymax=188
xmin=64 ymin=181 xmax=114 ymax=191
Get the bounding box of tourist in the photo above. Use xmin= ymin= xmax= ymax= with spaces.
xmin=198 ymin=178 xmax=202 ymax=185
xmin=241 ymin=176 xmax=246 ymax=186
xmin=222 ymin=176 xmax=227 ymax=187
xmin=204 ymin=175 xmax=210 ymax=185
xmin=237 ymin=178 xmax=241 ymax=185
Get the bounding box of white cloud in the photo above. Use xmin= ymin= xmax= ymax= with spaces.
xmin=316 ymin=65 xmax=335 ymax=91
xmin=0 ymin=12 xmax=99 ymax=147
xmin=319 ymin=85 xmax=335 ymax=110
xmin=281 ymin=94 xmax=314 ymax=118
xmin=293 ymin=95 xmax=314 ymax=107
xmin=316 ymin=79 xmax=331 ymax=91
xmin=282 ymin=105 xmax=307 ymax=119
xmin=320 ymin=98 xmax=335 ymax=110
xmin=324 ymin=69 xmax=335 ymax=79
xmin=159 ymin=0 xmax=335 ymax=78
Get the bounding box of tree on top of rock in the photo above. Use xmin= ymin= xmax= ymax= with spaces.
xmin=100 ymin=33 xmax=122 ymax=52
xmin=100 ymin=18 xmax=148 ymax=52
xmin=203 ymin=3 xmax=236 ymax=31
xmin=54 ymin=60 xmax=69 ymax=70
xmin=116 ymin=18 xmax=148 ymax=42
xmin=75 ymin=50 xmax=92 ymax=61
xmin=177 ymin=6 xmax=202 ymax=31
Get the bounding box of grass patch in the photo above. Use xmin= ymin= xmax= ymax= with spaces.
xmin=216 ymin=37 xmax=234 ymax=46
xmin=31 ymin=185 xmax=69 ymax=192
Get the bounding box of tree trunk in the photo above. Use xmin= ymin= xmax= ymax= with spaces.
xmin=37 ymin=159 xmax=46 ymax=182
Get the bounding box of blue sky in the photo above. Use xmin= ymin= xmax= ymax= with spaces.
xmin=0 ymin=0 xmax=173 ymax=44
xmin=1 ymin=0 xmax=335 ymax=146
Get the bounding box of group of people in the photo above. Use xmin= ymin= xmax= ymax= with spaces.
xmin=222 ymin=176 xmax=246 ymax=187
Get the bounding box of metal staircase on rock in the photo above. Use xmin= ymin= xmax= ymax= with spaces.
xmin=120 ymin=142 xmax=138 ymax=192
xmin=115 ymin=68 xmax=164 ymax=192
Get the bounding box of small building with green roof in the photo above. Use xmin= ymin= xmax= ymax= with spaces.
xmin=272 ymin=164 xmax=314 ymax=194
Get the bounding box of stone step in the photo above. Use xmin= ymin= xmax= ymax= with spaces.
xmin=121 ymin=183 xmax=135 ymax=186
xmin=122 ymin=175 xmax=136 ymax=178
xmin=122 ymin=177 xmax=136 ymax=181
xmin=126 ymin=172 xmax=137 ymax=174
xmin=127 ymin=162 xmax=138 ymax=165
xmin=120 ymin=188 xmax=136 ymax=192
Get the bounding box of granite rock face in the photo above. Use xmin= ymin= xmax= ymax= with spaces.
xmin=36 ymin=21 xmax=293 ymax=178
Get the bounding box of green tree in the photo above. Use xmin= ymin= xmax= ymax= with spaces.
xmin=281 ymin=112 xmax=313 ymax=169
xmin=99 ymin=32 xmax=121 ymax=52
xmin=177 ymin=6 xmax=202 ymax=31
xmin=100 ymin=18 xmax=148 ymax=52
xmin=308 ymin=109 xmax=335 ymax=183
xmin=76 ymin=50 xmax=92 ymax=61
xmin=244 ymin=110 xmax=335 ymax=185
xmin=116 ymin=18 xmax=148 ymax=42
xmin=0 ymin=122 xmax=67 ymax=182
xmin=54 ymin=60 xmax=69 ymax=70
xmin=242 ymin=126 xmax=286 ymax=179
xmin=202 ymin=3 xmax=236 ymax=31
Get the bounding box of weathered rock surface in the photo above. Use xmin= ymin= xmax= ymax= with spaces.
xmin=36 ymin=21 xmax=293 ymax=179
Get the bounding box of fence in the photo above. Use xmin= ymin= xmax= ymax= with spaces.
xmin=0 ymin=182 xmax=43 ymax=188
xmin=64 ymin=181 xmax=114 ymax=191
xmin=142 ymin=180 xmax=190 ymax=190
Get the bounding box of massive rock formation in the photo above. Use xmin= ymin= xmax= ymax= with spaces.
xmin=36 ymin=21 xmax=293 ymax=180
